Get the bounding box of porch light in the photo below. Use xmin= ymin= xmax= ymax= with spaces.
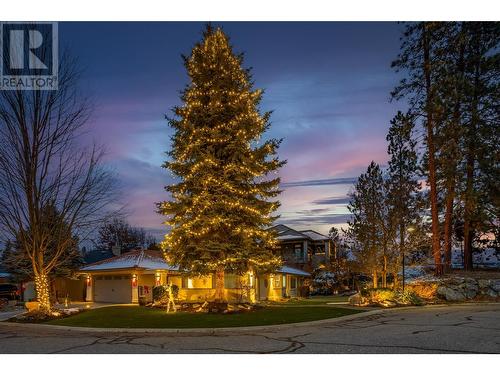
xmin=132 ymin=274 xmax=137 ymax=287
xmin=248 ymin=271 xmax=254 ymax=287
xmin=155 ymin=272 xmax=161 ymax=286
xmin=86 ymin=275 xmax=91 ymax=286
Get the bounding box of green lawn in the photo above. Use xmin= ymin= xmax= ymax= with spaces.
xmin=46 ymin=305 xmax=360 ymax=329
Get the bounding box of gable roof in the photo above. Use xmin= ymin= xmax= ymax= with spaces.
xmin=81 ymin=249 xmax=178 ymax=272
xmin=269 ymin=224 xmax=329 ymax=242
xmin=269 ymin=224 xmax=310 ymax=241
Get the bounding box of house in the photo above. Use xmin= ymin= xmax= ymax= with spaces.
xmin=80 ymin=249 xmax=310 ymax=304
xmin=0 ymin=266 xmax=11 ymax=284
xmin=271 ymin=224 xmax=331 ymax=272
xmin=77 ymin=225 xmax=332 ymax=304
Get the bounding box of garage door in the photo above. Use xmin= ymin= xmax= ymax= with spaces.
xmin=94 ymin=275 xmax=131 ymax=303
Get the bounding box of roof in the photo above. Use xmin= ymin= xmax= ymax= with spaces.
xmin=278 ymin=266 xmax=310 ymax=277
xmin=0 ymin=272 xmax=11 ymax=278
xmin=81 ymin=249 xmax=179 ymax=272
xmin=269 ymin=224 xmax=329 ymax=242
xmin=270 ymin=224 xmax=310 ymax=241
xmin=300 ymin=230 xmax=329 ymax=241
xmin=80 ymin=249 xmax=311 ymax=277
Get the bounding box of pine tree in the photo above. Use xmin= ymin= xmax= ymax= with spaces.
xmin=392 ymin=22 xmax=447 ymax=275
xmin=386 ymin=111 xmax=423 ymax=286
xmin=347 ymin=161 xmax=386 ymax=288
xmin=158 ymin=25 xmax=285 ymax=301
xmin=460 ymin=22 xmax=500 ymax=270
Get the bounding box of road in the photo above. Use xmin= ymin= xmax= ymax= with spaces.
xmin=0 ymin=304 xmax=498 ymax=353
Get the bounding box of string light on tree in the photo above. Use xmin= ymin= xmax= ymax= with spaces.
xmin=158 ymin=25 xmax=285 ymax=302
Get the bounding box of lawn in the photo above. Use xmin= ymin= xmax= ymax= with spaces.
xmin=272 ymin=295 xmax=350 ymax=305
xmin=46 ymin=305 xmax=360 ymax=329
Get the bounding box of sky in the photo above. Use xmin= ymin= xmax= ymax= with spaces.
xmin=59 ymin=22 xmax=407 ymax=240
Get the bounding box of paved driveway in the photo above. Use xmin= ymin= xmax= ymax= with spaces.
xmin=0 ymin=304 xmax=498 ymax=353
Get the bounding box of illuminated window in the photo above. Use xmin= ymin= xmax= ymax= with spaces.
xmin=273 ymin=275 xmax=281 ymax=288
xmin=183 ymin=275 xmax=212 ymax=289
xmin=224 ymin=274 xmax=239 ymax=289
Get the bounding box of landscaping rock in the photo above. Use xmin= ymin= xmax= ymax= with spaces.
xmin=437 ymin=286 xmax=466 ymax=301
xmin=378 ymin=300 xmax=397 ymax=308
xmin=478 ymin=279 xmax=492 ymax=289
xmin=348 ymin=293 xmax=368 ymax=306
xmin=491 ymin=280 xmax=500 ymax=293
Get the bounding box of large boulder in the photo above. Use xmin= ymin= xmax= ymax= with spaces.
xmin=491 ymin=280 xmax=500 ymax=293
xmin=459 ymin=280 xmax=478 ymax=299
xmin=437 ymin=286 xmax=466 ymax=301
xmin=348 ymin=293 xmax=368 ymax=306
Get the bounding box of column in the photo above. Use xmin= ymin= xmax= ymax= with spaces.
xmin=85 ymin=275 xmax=93 ymax=302
xmin=131 ymin=273 xmax=139 ymax=303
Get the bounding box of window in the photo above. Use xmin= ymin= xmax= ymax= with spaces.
xmin=272 ymin=275 xmax=280 ymax=288
xmin=294 ymin=244 xmax=305 ymax=262
xmin=224 ymin=274 xmax=239 ymax=289
xmin=183 ymin=275 xmax=212 ymax=289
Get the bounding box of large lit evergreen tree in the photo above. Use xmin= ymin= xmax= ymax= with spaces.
xmin=158 ymin=26 xmax=285 ymax=301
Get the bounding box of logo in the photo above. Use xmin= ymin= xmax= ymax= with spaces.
xmin=1 ymin=22 xmax=58 ymax=90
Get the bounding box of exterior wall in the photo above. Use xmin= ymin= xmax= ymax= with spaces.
xmin=53 ymin=277 xmax=86 ymax=302
xmin=83 ymin=270 xmax=306 ymax=304
xmin=138 ymin=274 xmax=155 ymax=303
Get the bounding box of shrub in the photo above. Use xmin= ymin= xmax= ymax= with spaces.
xmin=153 ymin=285 xmax=179 ymax=302
xmin=153 ymin=285 xmax=167 ymax=302
xmin=363 ymin=288 xmax=396 ymax=302
xmin=406 ymin=283 xmax=438 ymax=300
xmin=395 ymin=290 xmax=423 ymax=305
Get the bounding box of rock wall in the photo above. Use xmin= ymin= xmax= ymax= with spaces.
xmin=410 ymin=276 xmax=500 ymax=302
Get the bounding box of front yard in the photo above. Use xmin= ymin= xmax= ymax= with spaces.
xmin=45 ymin=303 xmax=360 ymax=329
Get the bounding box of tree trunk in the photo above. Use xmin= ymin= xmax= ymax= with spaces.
xmin=400 ymin=223 xmax=405 ymax=290
xmin=423 ymin=23 xmax=443 ymax=276
xmin=443 ymin=181 xmax=455 ymax=273
xmin=214 ymin=267 xmax=225 ymax=302
xmin=372 ymin=270 xmax=378 ymax=289
xmin=34 ymin=270 xmax=51 ymax=311
xmin=382 ymin=255 xmax=387 ymax=288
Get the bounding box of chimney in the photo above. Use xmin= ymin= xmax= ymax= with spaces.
xmin=111 ymin=244 xmax=121 ymax=256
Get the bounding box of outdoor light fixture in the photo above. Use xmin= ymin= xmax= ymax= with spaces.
xmin=155 ymin=272 xmax=161 ymax=286
xmin=86 ymin=275 xmax=91 ymax=286
xmin=132 ymin=274 xmax=138 ymax=287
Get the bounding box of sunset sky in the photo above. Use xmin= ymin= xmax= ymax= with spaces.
xmin=60 ymin=22 xmax=408 ymax=239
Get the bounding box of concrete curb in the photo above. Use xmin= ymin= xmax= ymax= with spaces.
xmin=1 ymin=302 xmax=497 ymax=334
xmin=0 ymin=309 xmax=384 ymax=334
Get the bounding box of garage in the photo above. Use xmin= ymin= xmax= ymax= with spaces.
xmin=93 ymin=275 xmax=132 ymax=303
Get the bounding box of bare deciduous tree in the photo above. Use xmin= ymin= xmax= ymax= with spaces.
xmin=0 ymin=45 xmax=117 ymax=311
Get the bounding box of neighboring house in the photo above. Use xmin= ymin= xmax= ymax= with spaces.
xmin=271 ymin=224 xmax=331 ymax=272
xmin=0 ymin=265 xmax=11 ymax=284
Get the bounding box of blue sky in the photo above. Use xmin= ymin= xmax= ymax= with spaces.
xmin=59 ymin=22 xmax=407 ymax=238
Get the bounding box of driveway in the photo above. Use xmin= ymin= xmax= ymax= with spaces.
xmin=0 ymin=303 xmax=498 ymax=353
